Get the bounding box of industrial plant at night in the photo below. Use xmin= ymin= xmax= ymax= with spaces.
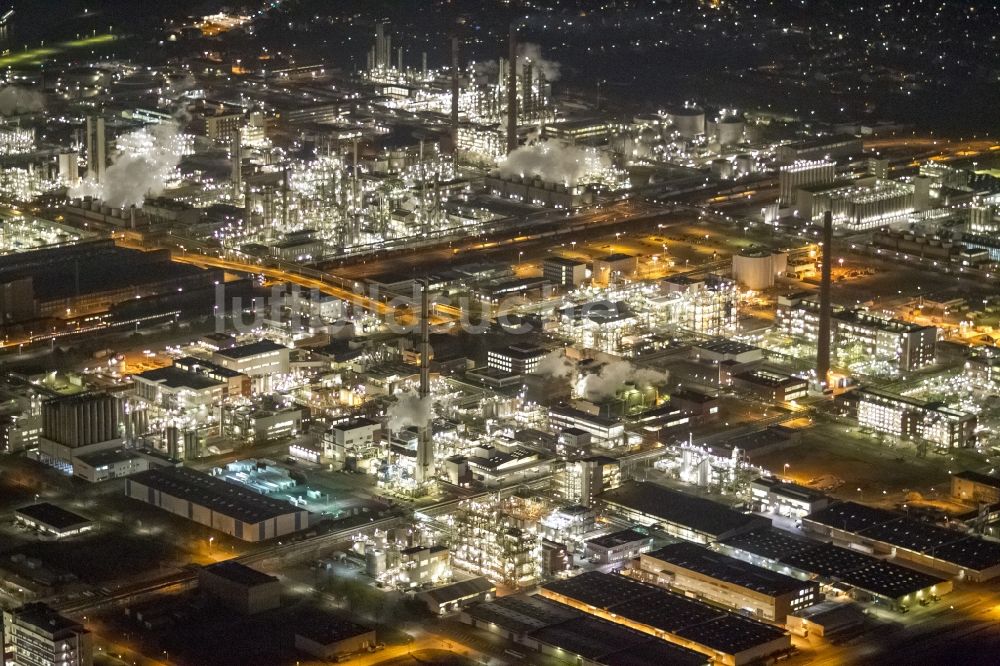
xmin=0 ymin=1 xmax=998 ymax=665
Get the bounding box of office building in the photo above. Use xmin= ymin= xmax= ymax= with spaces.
xmin=549 ymin=405 xmax=625 ymax=447
xmin=543 ymin=256 xmax=587 ymax=288
xmin=133 ymin=365 xmax=225 ymax=411
xmin=3 ymin=603 xmax=93 ymax=666
xmin=487 ymin=344 xmax=547 ymax=376
xmin=72 ymin=449 xmax=150 ymax=483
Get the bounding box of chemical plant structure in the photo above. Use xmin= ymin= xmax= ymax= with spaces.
xmin=4 ymin=6 xmax=1000 ymax=666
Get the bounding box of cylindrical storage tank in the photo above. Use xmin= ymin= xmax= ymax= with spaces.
xmin=732 ymin=248 xmax=777 ymax=290
xmin=710 ymin=158 xmax=733 ymax=179
xmin=365 ymin=548 xmax=387 ymax=577
xmin=716 ymin=116 xmax=745 ymax=146
xmin=735 ymin=153 xmax=754 ymax=175
xmin=670 ymin=107 xmax=705 ymax=139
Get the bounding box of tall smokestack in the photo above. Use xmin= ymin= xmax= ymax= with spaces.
xmin=450 ymin=35 xmax=460 ymax=152
xmin=86 ymin=116 xmax=106 ymax=183
xmin=96 ymin=117 xmax=105 ymax=183
xmin=230 ymin=129 xmax=242 ymax=200
xmin=85 ymin=117 xmax=94 ymax=180
xmin=816 ymin=210 xmax=833 ymax=387
xmin=416 ymin=280 xmax=433 ymax=484
xmin=506 ymin=23 xmax=518 ymax=154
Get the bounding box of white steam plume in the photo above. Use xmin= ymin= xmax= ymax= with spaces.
xmin=533 ymin=350 xmax=576 ymax=379
xmin=473 ymin=60 xmax=499 ymax=79
xmin=499 ymin=140 xmax=610 ymax=187
xmin=577 ymin=360 xmax=669 ymax=401
xmin=68 ymin=122 xmax=187 ymax=208
xmin=517 ymin=43 xmax=560 ymax=82
xmin=0 ymin=86 xmax=45 ymax=115
xmin=386 ymin=390 xmax=434 ymax=433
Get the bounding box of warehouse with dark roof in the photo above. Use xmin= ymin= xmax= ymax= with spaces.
xmin=125 ymin=466 xmax=309 ymax=542
xmin=600 ymin=481 xmax=771 ymax=543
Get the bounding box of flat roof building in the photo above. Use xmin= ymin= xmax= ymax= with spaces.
xmin=14 ymin=503 xmax=94 ymax=538
xmin=294 ymin=613 xmax=376 ymax=661
xmin=199 ymin=561 xmax=281 ymax=614
xmin=600 ymin=481 xmax=771 ymax=544
xmin=585 ymin=528 xmax=654 ymax=564
xmin=543 ymin=256 xmax=587 ymax=288
xmin=951 ymin=470 xmax=1000 ymax=504
xmin=839 ymin=387 xmax=976 ymax=450
xmin=212 ymin=340 xmax=290 ymax=391
xmin=751 ymin=477 xmax=831 ymax=519
xmin=802 ymin=502 xmax=1000 ymax=582
xmin=636 ymin=542 xmax=821 ymax=623
xmin=487 ymin=344 xmax=548 ymax=377
xmin=125 ymin=466 xmax=309 ymax=542
xmin=540 ymin=571 xmax=790 ymax=666
xmin=2 ymin=603 xmax=93 ymax=666
xmin=72 ymin=448 xmax=150 ymax=483
xmin=731 ymin=369 xmax=808 ymax=403
xmin=720 ymin=527 xmax=953 ymax=611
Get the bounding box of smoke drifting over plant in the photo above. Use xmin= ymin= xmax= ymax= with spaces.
xmin=533 ymin=350 xmax=576 ymax=379
xmin=498 ymin=140 xmax=611 ymax=186
xmin=577 ymin=360 xmax=669 ymax=401
xmin=0 ymin=86 xmax=45 ymax=115
xmin=517 ymin=43 xmax=561 ymax=82
xmin=69 ymin=122 xmax=187 ymax=208
xmin=386 ymin=390 xmax=434 ymax=433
